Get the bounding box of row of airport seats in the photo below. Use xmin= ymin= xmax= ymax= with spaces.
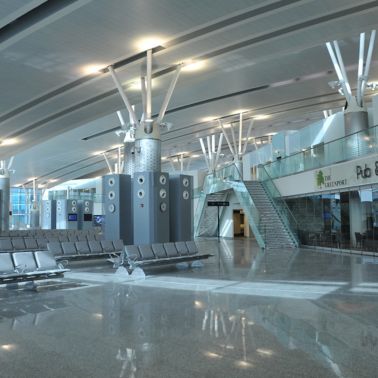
xmin=0 ymin=233 xmax=103 ymax=252
xmin=124 ymin=241 xmax=213 ymax=270
xmin=47 ymin=240 xmax=124 ymax=261
xmin=0 ymin=250 xmax=68 ymax=283
xmin=0 ymin=229 xmax=101 ymax=239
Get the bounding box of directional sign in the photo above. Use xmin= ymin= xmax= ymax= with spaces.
xmin=207 ymin=201 xmax=230 ymax=207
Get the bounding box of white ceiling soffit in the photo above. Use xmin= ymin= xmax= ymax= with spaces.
xmin=1 ymin=0 xmax=378 ymax=185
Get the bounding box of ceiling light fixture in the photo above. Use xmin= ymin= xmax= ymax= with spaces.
xmin=182 ymin=60 xmax=207 ymax=72
xmin=201 ymin=116 xmax=218 ymax=123
xmin=0 ymin=138 xmax=19 ymax=146
xmin=135 ymin=36 xmax=166 ymax=51
xmin=81 ymin=64 xmax=105 ymax=75
xmin=254 ymin=114 xmax=271 ymax=120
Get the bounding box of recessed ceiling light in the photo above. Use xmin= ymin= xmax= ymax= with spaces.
xmin=0 ymin=138 xmax=19 ymax=146
xmin=201 ymin=116 xmax=218 ymax=123
xmin=254 ymin=114 xmax=271 ymax=120
xmin=135 ymin=36 xmax=166 ymax=51
xmin=231 ymin=109 xmax=249 ymax=114
xmin=266 ymin=132 xmax=277 ymax=136
xmin=191 ymin=154 xmax=200 ymax=158
xmin=182 ymin=60 xmax=207 ymax=72
xmin=49 ymin=179 xmax=58 ymax=183
xmin=93 ymin=151 xmax=105 ymax=156
xmin=111 ymin=144 xmax=123 ymax=149
xmin=1 ymin=344 xmax=17 ymax=351
xmin=81 ymin=64 xmax=105 ymax=75
xmin=28 ymin=177 xmax=37 ymax=181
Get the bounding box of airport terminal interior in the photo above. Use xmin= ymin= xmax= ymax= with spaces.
xmin=2 ymin=1 xmax=378 ymax=377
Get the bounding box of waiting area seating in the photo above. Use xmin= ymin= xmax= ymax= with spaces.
xmin=47 ymin=239 xmax=124 ymax=261
xmin=0 ymin=250 xmax=68 ymax=284
xmin=124 ymin=241 xmax=213 ymax=270
xmin=0 ymin=232 xmax=104 ymax=253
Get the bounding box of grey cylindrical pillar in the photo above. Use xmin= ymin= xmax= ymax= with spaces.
xmin=135 ymin=138 xmax=161 ymax=172
xmin=344 ymin=110 xmax=369 ymax=135
xmin=0 ymin=175 xmax=10 ymax=231
xmin=124 ymin=143 xmax=135 ymax=177
xmin=30 ymin=208 xmax=40 ymax=229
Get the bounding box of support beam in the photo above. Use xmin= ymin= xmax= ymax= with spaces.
xmin=218 ymin=120 xmax=235 ymax=156
xmin=102 ymin=152 xmax=113 ymax=174
xmin=361 ymin=30 xmax=376 ymax=101
xmin=199 ymin=138 xmax=210 ymax=171
xmin=146 ymin=49 xmax=152 ymax=120
xmin=108 ymin=66 xmax=138 ymax=126
xmin=214 ymin=133 xmax=224 ymax=169
xmin=238 ymin=113 xmax=243 ymax=154
xmin=206 ymin=135 xmax=212 ymax=164
xmin=357 ymin=32 xmax=365 ymax=106
xmin=229 ymin=121 xmax=238 ymax=157
xmin=333 ymin=41 xmax=352 ymax=99
xmin=7 ymin=156 xmax=14 ymax=171
xmin=156 ymin=66 xmax=182 ymax=124
xmin=116 ymin=110 xmax=126 ymax=128
xmin=242 ymin=119 xmax=254 ymax=155
xmin=140 ymin=77 xmax=147 ymax=122
xmin=325 ymin=42 xmax=351 ymax=103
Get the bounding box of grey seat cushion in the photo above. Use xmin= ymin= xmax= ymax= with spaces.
xmin=36 ymin=238 xmax=48 ymax=249
xmin=112 ymin=240 xmax=124 ymax=252
xmin=11 ymin=238 xmax=26 ymax=251
xmin=34 ymin=251 xmax=58 ymax=270
xmin=88 ymin=240 xmax=103 ymax=254
xmin=0 ymin=239 xmax=13 ymax=252
xmin=75 ymin=241 xmax=90 ymax=254
xmin=100 ymin=240 xmax=115 ymax=253
xmin=24 ymin=238 xmax=38 ymax=250
xmin=0 ymin=253 xmax=15 ymax=274
xmin=47 ymin=242 xmax=63 ymax=256
xmin=12 ymin=252 xmax=37 ymax=272
xmin=175 ymin=242 xmax=189 ymax=255
xmin=138 ymin=245 xmax=155 ymax=260
xmin=61 ymin=242 xmax=77 ymax=256
xmin=151 ymin=244 xmax=167 ymax=258
xmin=163 ymin=243 xmax=179 ymax=258
xmin=185 ymin=241 xmax=198 ymax=255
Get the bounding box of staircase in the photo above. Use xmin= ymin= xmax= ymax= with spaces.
xmin=196 ymin=191 xmax=229 ymax=237
xmin=244 ymin=181 xmax=298 ymax=249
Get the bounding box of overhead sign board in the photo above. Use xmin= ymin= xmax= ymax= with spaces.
xmin=207 ymin=201 xmax=230 ymax=206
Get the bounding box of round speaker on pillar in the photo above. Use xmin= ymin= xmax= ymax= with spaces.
xmin=160 ymin=189 xmax=167 ymax=199
xmin=183 ymin=190 xmax=189 ymax=200
xmin=160 ymin=202 xmax=167 ymax=212
xmin=108 ymin=178 xmax=115 ymax=187
xmin=159 ymin=175 xmax=166 ymax=185
xmin=137 ymin=175 xmax=145 ymax=185
xmin=108 ymin=204 xmax=116 ymax=213
xmin=183 ymin=178 xmax=189 ymax=187
xmin=108 ymin=191 xmax=115 ymax=200
xmin=138 ymin=189 xmax=145 ymax=198
xmin=72 ymin=201 xmax=77 ymax=206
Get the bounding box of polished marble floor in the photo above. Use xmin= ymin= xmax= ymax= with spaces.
xmin=1 ymin=238 xmax=378 ymax=377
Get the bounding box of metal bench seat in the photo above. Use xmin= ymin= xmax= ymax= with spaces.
xmin=0 ymin=251 xmax=68 ymax=284
xmin=123 ymin=241 xmax=213 ymax=270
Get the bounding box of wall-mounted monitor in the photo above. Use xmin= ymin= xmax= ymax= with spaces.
xmin=84 ymin=214 xmax=93 ymax=222
xmin=68 ymin=213 xmax=78 ymax=221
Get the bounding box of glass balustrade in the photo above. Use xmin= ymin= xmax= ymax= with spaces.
xmin=264 ymin=125 xmax=378 ymax=179
xmin=258 ymin=165 xmax=299 ymax=246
